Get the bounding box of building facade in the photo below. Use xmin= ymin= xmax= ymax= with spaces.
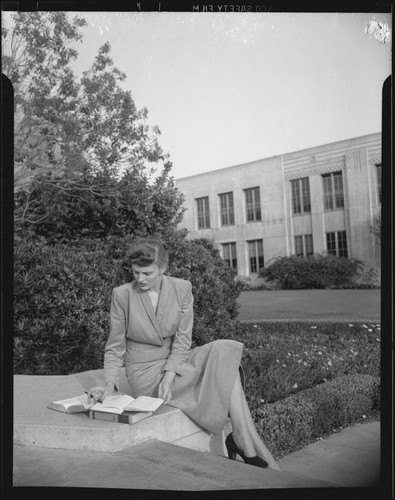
xmin=175 ymin=133 xmax=381 ymax=284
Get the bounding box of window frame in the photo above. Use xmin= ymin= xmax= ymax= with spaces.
xmin=219 ymin=192 xmax=235 ymax=226
xmin=322 ymin=171 xmax=344 ymax=211
xmin=222 ymin=242 xmax=238 ymax=269
xmin=196 ymin=196 xmax=210 ymax=229
xmin=291 ymin=177 xmax=311 ymax=215
xmin=294 ymin=234 xmax=314 ymax=257
xmin=244 ymin=186 xmax=262 ymax=222
xmin=248 ymin=239 xmax=264 ymax=274
xmin=326 ymin=230 xmax=348 ymax=258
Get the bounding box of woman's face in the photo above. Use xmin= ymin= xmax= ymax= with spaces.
xmin=132 ymin=263 xmax=165 ymax=292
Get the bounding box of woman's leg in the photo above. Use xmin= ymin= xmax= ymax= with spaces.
xmin=229 ymin=373 xmax=280 ymax=470
xmin=228 ymin=373 xmax=256 ymax=457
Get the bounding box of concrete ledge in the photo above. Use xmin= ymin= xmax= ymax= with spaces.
xmin=14 ymin=370 xmax=228 ymax=454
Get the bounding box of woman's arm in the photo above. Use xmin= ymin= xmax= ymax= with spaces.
xmin=162 ymin=280 xmax=194 ymax=376
xmin=103 ymin=288 xmax=127 ymax=393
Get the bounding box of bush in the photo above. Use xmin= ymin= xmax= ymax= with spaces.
xmin=260 ymin=253 xmax=365 ymax=289
xmin=163 ymin=231 xmax=246 ymax=346
xmin=14 ymin=236 xmax=124 ymax=374
xmin=14 ymin=230 xmax=244 ymax=374
xmin=252 ymin=374 xmax=380 ymax=458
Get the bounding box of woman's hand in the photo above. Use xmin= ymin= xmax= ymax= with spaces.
xmin=158 ymin=371 xmax=176 ymax=404
xmin=88 ymin=383 xmax=115 ymax=403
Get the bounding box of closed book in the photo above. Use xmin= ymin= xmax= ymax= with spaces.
xmin=88 ymin=409 xmax=153 ymax=424
xmin=47 ymin=394 xmax=93 ymax=413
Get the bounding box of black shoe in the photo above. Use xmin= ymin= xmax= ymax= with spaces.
xmin=225 ymin=433 xmax=268 ymax=468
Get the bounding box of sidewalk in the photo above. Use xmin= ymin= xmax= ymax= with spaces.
xmin=11 ymin=421 xmax=380 ymax=490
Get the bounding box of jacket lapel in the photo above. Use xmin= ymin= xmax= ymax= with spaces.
xmin=156 ymin=275 xmax=173 ymax=326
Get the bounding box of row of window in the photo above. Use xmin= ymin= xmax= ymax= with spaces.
xmin=196 ymin=166 xmax=382 ymax=229
xmin=222 ymin=230 xmax=348 ymax=273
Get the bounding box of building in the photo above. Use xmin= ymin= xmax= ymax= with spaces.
xmin=175 ymin=133 xmax=381 ymax=285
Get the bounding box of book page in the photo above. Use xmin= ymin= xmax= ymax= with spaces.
xmin=91 ymin=394 xmax=135 ymax=413
xmin=125 ymin=396 xmax=163 ymax=412
xmin=52 ymin=394 xmax=91 ymax=409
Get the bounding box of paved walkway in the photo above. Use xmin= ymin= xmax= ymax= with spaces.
xmin=11 ymin=421 xmax=380 ymax=490
xmin=237 ymin=289 xmax=380 ymax=321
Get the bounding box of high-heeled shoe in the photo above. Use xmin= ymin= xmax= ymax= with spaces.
xmin=225 ymin=433 xmax=268 ymax=468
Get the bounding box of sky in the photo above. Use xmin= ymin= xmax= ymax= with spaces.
xmin=59 ymin=12 xmax=391 ymax=179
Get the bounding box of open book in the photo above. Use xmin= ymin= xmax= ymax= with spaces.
xmin=90 ymin=394 xmax=164 ymax=415
xmin=47 ymin=394 xmax=94 ymax=413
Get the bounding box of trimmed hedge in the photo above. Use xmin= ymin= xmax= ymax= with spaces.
xmin=252 ymin=374 xmax=380 ymax=459
xmin=259 ymin=254 xmax=368 ymax=289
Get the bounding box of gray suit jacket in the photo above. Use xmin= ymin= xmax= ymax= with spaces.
xmin=103 ymin=275 xmax=194 ymax=390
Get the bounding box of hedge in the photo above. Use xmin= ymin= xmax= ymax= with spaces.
xmin=259 ymin=253 xmax=377 ymax=289
xmin=252 ymin=373 xmax=380 ymax=459
xmin=13 ymin=232 xmax=244 ymax=374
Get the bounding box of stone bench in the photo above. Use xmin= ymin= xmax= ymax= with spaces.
xmin=14 ymin=369 xmax=229 ymax=455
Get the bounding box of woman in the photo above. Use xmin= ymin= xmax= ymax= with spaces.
xmin=90 ymin=238 xmax=279 ymax=470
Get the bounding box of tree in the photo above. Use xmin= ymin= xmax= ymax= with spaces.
xmin=371 ymin=210 xmax=381 ymax=249
xmin=2 ymin=12 xmax=87 ymax=185
xmin=4 ymin=12 xmax=184 ymax=240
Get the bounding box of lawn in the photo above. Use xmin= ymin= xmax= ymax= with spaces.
xmin=237 ymin=289 xmax=380 ymax=321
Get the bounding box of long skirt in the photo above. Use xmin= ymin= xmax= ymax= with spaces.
xmin=125 ymin=339 xmax=244 ymax=434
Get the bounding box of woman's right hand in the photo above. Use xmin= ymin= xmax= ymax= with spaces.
xmin=89 ymin=383 xmax=115 ymax=403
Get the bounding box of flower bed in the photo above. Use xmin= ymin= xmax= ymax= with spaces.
xmin=230 ymin=321 xmax=381 ymax=458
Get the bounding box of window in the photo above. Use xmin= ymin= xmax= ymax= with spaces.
xmin=219 ymin=192 xmax=235 ymax=226
xmin=222 ymin=242 xmax=237 ymax=269
xmin=326 ymin=231 xmax=348 ymax=258
xmin=294 ymin=234 xmax=314 ymax=257
xmin=376 ymin=164 xmax=382 ymax=204
xmin=248 ymin=239 xmax=264 ymax=273
xmin=245 ymin=187 xmax=261 ymax=222
xmin=196 ymin=197 xmax=210 ymax=229
xmin=322 ymin=171 xmax=344 ymax=210
xmin=291 ymin=178 xmax=311 ymax=215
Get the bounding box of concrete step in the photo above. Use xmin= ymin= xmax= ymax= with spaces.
xmin=13 ymin=439 xmax=336 ymax=490
xmin=14 ymin=370 xmax=228 ymax=454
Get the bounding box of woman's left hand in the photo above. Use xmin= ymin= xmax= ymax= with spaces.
xmin=158 ymin=370 xmax=176 ymax=404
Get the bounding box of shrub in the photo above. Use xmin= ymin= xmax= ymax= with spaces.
xmin=14 ymin=236 xmax=124 ymax=374
xmin=252 ymin=374 xmax=380 ymax=458
xmin=260 ymin=253 xmax=365 ymax=289
xmin=14 ymin=230 xmax=244 ymax=374
xmin=163 ymin=231 xmax=246 ymax=346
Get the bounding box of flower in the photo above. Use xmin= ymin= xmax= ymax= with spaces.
xmin=327 ymin=360 xmax=332 ymax=366
xmin=363 ymin=325 xmax=368 ymax=328
xmin=348 ymin=324 xmax=354 ymax=327
xmin=362 ymin=415 xmax=367 ymax=419
xmin=292 ymin=383 xmax=298 ymax=389
xmin=311 ymin=325 xmax=317 ymax=329
xmin=253 ymin=324 xmax=258 ymax=328
xmin=368 ymin=329 xmax=373 ymax=332
xmin=318 ymin=351 xmax=322 ymax=355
